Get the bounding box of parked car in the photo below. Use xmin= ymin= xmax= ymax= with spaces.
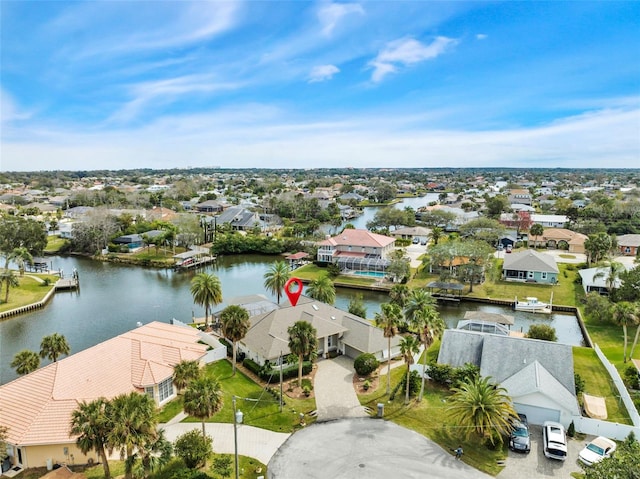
xmin=505 ymin=244 xmax=513 ymax=253
xmin=497 ymin=243 xmax=504 ymax=251
xmin=509 ymin=414 xmax=531 ymax=453
xmin=412 ymin=237 xmax=420 ymax=244
xmin=578 ymin=436 xmax=616 ymax=466
xmin=420 ymin=237 xmax=428 ymax=245
xmin=542 ymin=421 xmax=567 ymax=461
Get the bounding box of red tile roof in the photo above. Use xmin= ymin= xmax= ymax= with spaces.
xmin=317 ymin=229 xmax=395 ymax=248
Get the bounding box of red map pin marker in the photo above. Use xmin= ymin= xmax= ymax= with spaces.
xmin=284 ymin=277 xmax=303 ymax=306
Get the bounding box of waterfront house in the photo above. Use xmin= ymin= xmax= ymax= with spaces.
xmin=237 ymin=295 xmax=402 ymax=365
xmin=528 ymin=228 xmax=587 ymax=254
xmin=438 ymin=330 xmax=580 ymax=426
xmin=316 ymin=229 xmax=395 ymax=274
xmin=578 ymin=267 xmax=623 ymax=295
xmin=502 ymin=249 xmax=559 ymax=284
xmin=0 ymin=322 xmax=209 ymax=471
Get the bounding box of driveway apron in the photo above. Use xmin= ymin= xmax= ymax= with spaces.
xmin=314 ymin=355 xmax=368 ymax=421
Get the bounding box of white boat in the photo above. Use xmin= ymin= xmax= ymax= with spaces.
xmin=514 ymin=295 xmax=552 ymax=314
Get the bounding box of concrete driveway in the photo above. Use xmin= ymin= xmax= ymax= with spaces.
xmin=314 ymin=356 xmax=368 ymax=421
xmin=497 ymin=426 xmax=589 ymax=479
xmin=268 ymin=418 xmax=492 ymax=479
xmin=403 ymin=243 xmax=428 ymax=268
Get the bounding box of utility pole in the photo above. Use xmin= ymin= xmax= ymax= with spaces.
xmin=279 ymin=351 xmax=283 ymax=413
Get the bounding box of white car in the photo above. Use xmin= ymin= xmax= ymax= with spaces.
xmin=579 ymin=436 xmax=616 ymax=466
xmin=542 ymin=421 xmax=567 ymax=461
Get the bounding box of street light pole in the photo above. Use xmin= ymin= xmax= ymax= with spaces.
xmin=233 ymin=395 xmax=239 ymax=479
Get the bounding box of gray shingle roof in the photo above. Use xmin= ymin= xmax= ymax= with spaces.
xmin=503 ymin=249 xmax=559 ymax=273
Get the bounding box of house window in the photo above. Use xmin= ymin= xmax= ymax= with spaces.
xmin=527 ymin=271 xmax=534 ymax=279
xmin=158 ymin=377 xmax=174 ymax=402
xmin=541 ymin=272 xmax=548 ymax=280
xmin=625 ymin=247 xmax=631 ymax=253
xmin=145 ymin=386 xmax=154 ymax=400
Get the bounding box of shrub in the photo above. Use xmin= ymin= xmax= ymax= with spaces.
xmin=301 ymin=378 xmax=313 ymax=391
xmin=243 ymin=358 xmax=312 ymax=383
xmin=525 ymin=324 xmax=557 ymax=342
xmin=391 ymin=370 xmax=421 ymax=400
xmin=218 ymin=337 xmax=233 ymax=357
xmin=624 ymin=366 xmax=640 ymax=390
xmin=354 ymin=353 xmax=379 ymax=376
xmin=211 ymin=456 xmax=232 ymax=478
xmin=575 ymin=373 xmax=586 ymax=396
xmin=567 ymin=420 xmax=576 ymax=438
xmin=174 ymin=429 xmax=212 ymax=469
xmin=363 ymin=379 xmax=371 ymax=391
xmin=428 ymin=362 xmax=453 ymax=385
xmin=451 ymin=363 xmax=480 ymax=387
xmin=302 ymin=385 xmax=311 ymax=397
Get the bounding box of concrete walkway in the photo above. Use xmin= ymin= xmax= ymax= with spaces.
xmin=160 ymin=421 xmax=290 ymax=465
xmin=314 ymin=356 xmax=368 ymax=421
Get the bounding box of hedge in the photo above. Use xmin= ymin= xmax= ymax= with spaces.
xmin=243 ymin=358 xmax=313 ymax=384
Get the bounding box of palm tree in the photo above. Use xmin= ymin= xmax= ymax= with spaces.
xmin=40 ymin=333 xmax=71 ymax=362
xmin=447 ymin=376 xmax=518 ymax=444
xmin=627 ymin=304 xmax=640 ymax=360
xmin=220 ymin=305 xmax=250 ymax=376
xmin=399 ymin=335 xmax=420 ymax=404
xmin=190 ymin=273 xmax=223 ymax=328
xmin=374 ymin=302 xmax=403 ymax=395
xmin=593 ymin=261 xmax=625 ymax=300
xmin=306 ymin=275 xmax=336 ymax=305
xmin=529 ymin=223 xmax=544 ymax=246
xmin=11 ymin=349 xmax=40 ymax=375
xmin=1 ymin=270 xmax=19 ymax=303
xmin=430 ymin=226 xmax=443 ymax=245
xmin=183 ymin=377 xmax=223 ymax=438
xmin=107 ymin=392 xmax=159 ymax=479
xmin=263 ymin=261 xmax=290 ymax=304
xmin=70 ymin=398 xmax=112 ymax=479
xmin=135 ymin=428 xmax=173 ymax=479
xmin=172 ymin=359 xmax=201 ymax=393
xmin=613 ymin=301 xmax=639 ymax=363
xmin=389 ymin=284 xmax=410 ymax=308
xmin=405 ymin=290 xmax=445 ymax=402
xmin=287 ymin=320 xmax=317 ymax=387
xmin=10 ymin=247 xmax=32 ymax=276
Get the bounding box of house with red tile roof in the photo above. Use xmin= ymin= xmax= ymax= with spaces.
xmin=316 ymin=229 xmax=396 ymax=274
xmin=0 ymin=322 xmax=208 ymax=471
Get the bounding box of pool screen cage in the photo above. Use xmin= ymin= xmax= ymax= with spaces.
xmin=336 ymin=256 xmax=390 ymax=272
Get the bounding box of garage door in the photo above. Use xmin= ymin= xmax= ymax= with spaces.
xmin=514 ymin=403 xmax=560 ymax=425
xmin=343 ymin=345 xmax=362 ymax=359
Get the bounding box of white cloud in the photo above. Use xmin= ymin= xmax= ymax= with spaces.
xmin=107 ymin=75 xmax=243 ymax=123
xmin=0 ymin=89 xmax=33 ymax=124
xmin=308 ymin=65 xmax=340 ymax=83
xmin=369 ymin=36 xmax=457 ymax=82
xmin=476 ymin=33 xmax=488 ymax=40
xmin=317 ymin=2 xmax=365 ymax=36
xmin=3 ymin=105 xmax=638 ymax=171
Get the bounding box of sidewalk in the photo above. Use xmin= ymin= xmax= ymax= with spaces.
xmin=160 ymin=420 xmax=290 ymax=465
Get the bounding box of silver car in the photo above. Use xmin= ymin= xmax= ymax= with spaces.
xmin=542 ymin=421 xmax=567 ymax=461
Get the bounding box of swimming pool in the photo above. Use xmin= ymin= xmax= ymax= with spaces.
xmin=351 ymin=271 xmax=386 ymax=278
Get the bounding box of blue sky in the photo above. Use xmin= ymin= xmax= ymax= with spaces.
xmin=1 ymin=1 xmax=639 ymax=172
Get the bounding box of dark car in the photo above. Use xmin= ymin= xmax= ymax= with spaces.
xmin=509 ymin=414 xmax=531 ymax=453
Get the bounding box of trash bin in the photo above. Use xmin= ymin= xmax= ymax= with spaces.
xmin=46 ymin=459 xmax=53 ymax=471
xmin=377 ymin=403 xmax=384 ymax=418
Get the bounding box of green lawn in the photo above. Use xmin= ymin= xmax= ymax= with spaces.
xmin=573 ymin=346 xmax=632 ymax=425
xmin=45 ymin=235 xmax=68 ymax=253
xmin=160 ymin=360 xmax=316 ymax=433
xmin=358 ymin=367 xmax=507 ymax=476
xmin=0 ymin=274 xmax=56 ymax=312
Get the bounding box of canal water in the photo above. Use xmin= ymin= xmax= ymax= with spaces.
xmin=0 ymin=253 xmax=584 ymax=384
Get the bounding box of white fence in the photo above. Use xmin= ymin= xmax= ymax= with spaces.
xmin=593 ymin=344 xmax=640 ymax=427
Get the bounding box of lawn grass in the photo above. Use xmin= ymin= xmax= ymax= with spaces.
xmin=45 ymin=235 xmax=68 ymax=253
xmin=160 ymin=360 xmax=316 ymax=433
xmin=573 ymin=346 xmax=632 ymax=425
xmin=0 ymin=274 xmax=56 ymax=312
xmin=358 ymin=367 xmax=507 ymax=476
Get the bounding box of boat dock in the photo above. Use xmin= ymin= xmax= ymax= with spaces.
xmin=55 ymin=278 xmax=79 ymax=291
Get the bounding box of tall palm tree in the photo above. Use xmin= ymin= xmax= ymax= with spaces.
xmin=220 ymin=305 xmax=250 ymax=376
xmin=593 ymin=261 xmax=625 ymax=300
xmin=190 ymin=273 xmax=223 ymax=328
xmin=172 ymin=359 xmax=201 ymax=393
xmin=389 ymin=284 xmax=410 ymax=308
xmin=405 ymin=290 xmax=445 ymax=402
xmin=1 ymin=270 xmax=19 ymax=303
xmin=263 ymin=261 xmax=290 ymax=304
xmin=306 ymin=275 xmax=336 ymax=305
xmin=399 ymin=335 xmax=420 ymax=404
xmin=107 ymin=392 xmax=159 ymax=479
xmin=40 ymin=333 xmax=71 ymax=362
xmin=626 ymin=303 xmax=640 ymax=360
xmin=447 ymin=375 xmax=518 ymax=444
xmin=374 ymin=302 xmax=403 ymax=394
xmin=10 ymin=247 xmax=32 ymax=276
xmin=183 ymin=377 xmax=223 ymax=438
xmin=430 ymin=227 xmax=443 ymax=245
xmin=11 ymin=350 xmax=40 ymax=375
xmin=2 ymin=247 xmax=32 ymax=301
xmin=134 ymin=428 xmax=173 ymax=479
xmin=287 ymin=320 xmax=317 ymax=387
xmin=70 ymin=398 xmax=112 ymax=479
xmin=613 ymin=301 xmax=639 ymax=363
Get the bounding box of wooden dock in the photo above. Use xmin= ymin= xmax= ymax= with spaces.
xmin=173 ymin=255 xmax=216 ymax=271
xmin=55 ymin=278 xmax=79 ymax=291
